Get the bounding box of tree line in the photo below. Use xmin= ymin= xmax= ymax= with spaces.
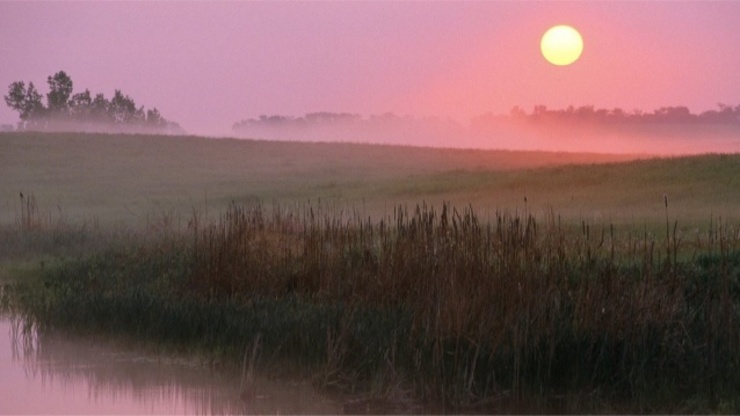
xmin=472 ymin=103 xmax=740 ymax=127
xmin=232 ymin=111 xmax=464 ymax=145
xmin=232 ymin=111 xmax=441 ymax=131
xmin=4 ymin=71 xmax=183 ymax=134
xmin=234 ymin=104 xmax=740 ymax=136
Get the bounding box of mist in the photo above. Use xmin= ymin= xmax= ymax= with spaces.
xmin=227 ymin=111 xmax=740 ymax=155
xmin=5 ymin=119 xmax=185 ymax=137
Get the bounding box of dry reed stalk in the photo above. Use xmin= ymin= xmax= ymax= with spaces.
xmin=178 ymin=201 xmax=739 ymax=408
xmin=240 ymin=333 xmax=261 ymax=400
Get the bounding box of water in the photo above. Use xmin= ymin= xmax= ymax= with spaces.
xmin=0 ymin=316 xmax=342 ymax=414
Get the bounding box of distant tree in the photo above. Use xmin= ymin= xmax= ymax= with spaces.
xmin=46 ymin=71 xmax=73 ymax=113
xmin=609 ymin=107 xmax=627 ymax=121
xmin=576 ymin=105 xmax=595 ymax=118
xmin=4 ymin=70 xmax=181 ymax=134
xmin=90 ymin=93 xmax=110 ymax=122
xmin=699 ymin=103 xmax=739 ymax=123
xmin=532 ymin=105 xmax=548 ymax=117
xmin=305 ymin=112 xmax=361 ymax=124
xmin=108 ymin=90 xmax=143 ymax=124
xmin=69 ymin=89 xmax=92 ymax=120
xmin=652 ymin=106 xmax=693 ymax=123
xmin=4 ymin=82 xmax=26 ymax=114
xmin=509 ymin=105 xmax=526 ymax=119
xmin=146 ymin=107 xmax=165 ymax=127
xmin=259 ymin=114 xmax=294 ymax=125
xmin=4 ymin=81 xmax=45 ymax=127
xmin=499 ymin=103 xmax=740 ymax=126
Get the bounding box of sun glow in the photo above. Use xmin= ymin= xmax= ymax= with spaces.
xmin=541 ymin=25 xmax=583 ymax=66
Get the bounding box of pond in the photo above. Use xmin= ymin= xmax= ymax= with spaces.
xmin=0 ymin=315 xmax=343 ymax=414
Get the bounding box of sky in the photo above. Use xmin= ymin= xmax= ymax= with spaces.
xmin=1 ymin=1 xmax=740 ymax=139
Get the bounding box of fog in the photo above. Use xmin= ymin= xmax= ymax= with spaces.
xmin=5 ymin=107 xmax=739 ymax=155
xmin=6 ymin=119 xmax=184 ymax=137
xmin=228 ymin=113 xmax=740 ymax=156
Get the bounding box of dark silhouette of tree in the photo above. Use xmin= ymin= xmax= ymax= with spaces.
xmin=4 ymin=81 xmax=45 ymax=128
xmin=109 ymin=90 xmax=142 ymax=124
xmin=69 ymin=89 xmax=92 ymax=121
xmin=4 ymin=71 xmax=183 ymax=134
xmin=651 ymin=106 xmax=694 ymax=123
xmin=91 ymin=93 xmax=111 ymax=122
xmin=46 ymin=71 xmax=73 ymax=114
xmin=609 ymin=107 xmax=627 ymax=121
xmin=699 ymin=103 xmax=739 ymax=123
xmin=472 ymin=104 xmax=740 ymax=126
xmin=509 ymin=105 xmax=526 ymax=119
xmin=146 ymin=108 xmax=166 ymax=128
xmin=305 ymin=112 xmax=361 ymax=124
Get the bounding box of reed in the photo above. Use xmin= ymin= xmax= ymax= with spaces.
xmin=15 ymin=201 xmax=740 ymax=413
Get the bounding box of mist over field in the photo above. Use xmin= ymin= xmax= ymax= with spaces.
xmin=230 ymin=111 xmax=740 ymax=155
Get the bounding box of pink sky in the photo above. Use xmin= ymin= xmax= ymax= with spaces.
xmin=1 ymin=1 xmax=739 ymax=138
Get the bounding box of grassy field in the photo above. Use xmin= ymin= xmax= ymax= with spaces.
xmin=2 ymin=132 xmax=739 ymax=229
xmin=2 ymin=131 xmax=740 ymax=413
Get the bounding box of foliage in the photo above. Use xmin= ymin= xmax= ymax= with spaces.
xmin=4 ymin=81 xmax=45 ymax=125
xmin=3 ymin=71 xmax=183 ymax=134
xmin=232 ymin=106 xmax=740 ymax=150
xmin=46 ymin=71 xmax=74 ymax=113
xmin=473 ymin=103 xmax=740 ymax=127
xmin=14 ymin=201 xmax=740 ymax=413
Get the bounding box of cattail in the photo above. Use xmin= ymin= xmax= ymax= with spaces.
xmin=663 ymin=193 xmax=671 ymax=270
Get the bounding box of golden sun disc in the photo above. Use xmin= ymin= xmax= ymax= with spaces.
xmin=541 ymin=25 xmax=583 ymax=66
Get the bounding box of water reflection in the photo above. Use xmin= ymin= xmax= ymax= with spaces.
xmin=0 ymin=316 xmax=341 ymax=414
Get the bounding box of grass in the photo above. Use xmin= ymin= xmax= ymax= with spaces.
xmin=11 ymin=201 xmax=740 ymax=413
xmin=3 ymin=132 xmax=740 ymax=412
xmin=2 ymin=132 xmax=739 ymax=229
xmin=2 ymin=131 xmax=647 ymax=226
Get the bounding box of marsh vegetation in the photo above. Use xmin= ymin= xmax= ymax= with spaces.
xmin=2 ymin=132 xmax=739 ymax=413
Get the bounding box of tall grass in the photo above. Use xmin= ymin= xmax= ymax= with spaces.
xmin=15 ymin=201 xmax=740 ymax=412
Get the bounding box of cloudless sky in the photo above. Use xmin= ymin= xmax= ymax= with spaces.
xmin=1 ymin=1 xmax=739 ymax=137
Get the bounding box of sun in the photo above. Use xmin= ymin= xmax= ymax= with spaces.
xmin=541 ymin=25 xmax=583 ymax=66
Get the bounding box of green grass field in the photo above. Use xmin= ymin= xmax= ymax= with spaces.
xmin=2 ymin=131 xmax=740 ymax=413
xmin=2 ymin=131 xmax=739 ymax=229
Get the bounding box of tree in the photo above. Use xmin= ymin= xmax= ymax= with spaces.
xmin=609 ymin=107 xmax=627 ymax=121
xmin=4 ymin=81 xmax=45 ymax=125
xmin=532 ymin=105 xmax=548 ymax=118
xmin=4 ymin=81 xmax=28 ymax=116
xmin=509 ymin=105 xmax=526 ymax=118
xmin=5 ymin=70 xmax=181 ymax=133
xmin=90 ymin=93 xmax=110 ymax=121
xmin=46 ymin=71 xmax=73 ymax=113
xmin=108 ymin=89 xmax=138 ymax=124
xmin=69 ymin=89 xmax=92 ymax=120
xmin=146 ymin=107 xmax=165 ymax=127
xmin=652 ymin=106 xmax=694 ymax=123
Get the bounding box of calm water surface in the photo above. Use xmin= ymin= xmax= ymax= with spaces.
xmin=0 ymin=316 xmax=342 ymax=414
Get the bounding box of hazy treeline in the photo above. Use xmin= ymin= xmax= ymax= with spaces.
xmin=4 ymin=71 xmax=183 ymax=134
xmin=232 ymin=104 xmax=740 ymax=153
xmin=235 ymin=104 xmax=740 ymax=137
xmin=233 ymin=111 xmax=465 ymax=146
xmin=474 ymin=103 xmax=740 ymax=127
